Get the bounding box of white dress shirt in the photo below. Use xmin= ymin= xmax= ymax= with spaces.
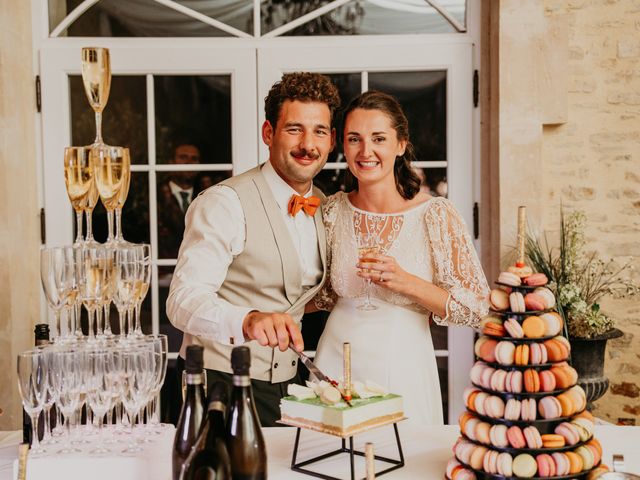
xmin=166 ymin=161 xmax=323 ymax=347
xmin=168 ymin=180 xmax=194 ymax=212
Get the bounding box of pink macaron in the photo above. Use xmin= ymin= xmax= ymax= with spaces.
xmin=555 ymin=422 xmax=580 ymax=445
xmin=504 ymin=398 xmax=522 ymax=421
xmin=537 ymin=453 xmax=557 ymax=477
xmin=495 ymin=341 xmax=516 ymax=365
xmin=521 ymin=398 xmax=537 ymax=421
xmin=524 ymin=292 xmax=546 ymax=311
xmin=454 ymin=469 xmax=477 ymax=480
xmin=524 ymin=272 xmax=548 ymax=286
xmin=540 ymin=312 xmax=563 ymax=336
xmin=484 ymin=396 xmax=505 ymax=418
xmin=529 ymin=343 xmax=547 ymax=365
xmin=474 ymin=392 xmax=490 ymax=416
xmin=539 ymin=370 xmax=557 ymax=392
xmin=504 ymin=317 xmax=524 ymax=338
xmin=523 ymin=425 xmax=543 ymax=449
xmin=534 ymin=287 xmax=556 ymax=309
xmin=455 ymin=441 xmax=476 ymax=465
xmin=538 ymin=396 xmax=562 ymax=419
xmin=464 ymin=417 xmax=481 ymax=440
xmin=507 ymin=425 xmax=526 ymax=449
xmin=496 ymin=452 xmax=513 ymax=476
xmin=489 ymin=424 xmax=509 ymax=448
xmin=490 ymin=369 xmax=507 ymax=391
xmin=483 ymin=449 xmax=500 ymax=474
xmin=509 ymin=292 xmax=525 ymax=312
xmin=470 ymin=362 xmax=486 ymax=386
xmin=506 ymin=370 xmax=523 ymax=393
xmin=552 ymin=452 xmax=570 ymax=476
xmin=481 ymin=366 xmax=496 ymax=388
xmin=498 ymin=271 xmax=522 ymax=287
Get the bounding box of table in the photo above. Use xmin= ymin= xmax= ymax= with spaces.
xmin=1 ymin=423 xmax=639 ymax=479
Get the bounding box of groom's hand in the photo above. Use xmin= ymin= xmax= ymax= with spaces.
xmin=242 ymin=311 xmax=304 ymax=352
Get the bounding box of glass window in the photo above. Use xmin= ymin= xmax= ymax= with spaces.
xmin=263 ymin=0 xmax=465 ymax=36
xmin=156 ymin=169 xmax=232 ymax=261
xmin=368 ymin=70 xmax=447 ymax=162
xmin=154 ymin=75 xmax=232 ymax=165
xmin=53 ymin=0 xmax=238 ymax=37
xmin=69 ymin=75 xmax=148 ymax=164
xmin=51 ymin=0 xmax=466 ymax=37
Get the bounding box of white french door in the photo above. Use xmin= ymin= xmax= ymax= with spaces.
xmin=39 ymin=35 xmax=476 ymax=423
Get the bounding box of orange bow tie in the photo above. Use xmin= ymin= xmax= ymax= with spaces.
xmin=288 ymin=194 xmax=320 ymax=217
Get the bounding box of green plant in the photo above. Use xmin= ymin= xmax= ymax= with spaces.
xmin=525 ymin=209 xmax=639 ymax=338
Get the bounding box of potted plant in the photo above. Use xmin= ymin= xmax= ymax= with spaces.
xmin=525 ymin=209 xmax=639 ymax=407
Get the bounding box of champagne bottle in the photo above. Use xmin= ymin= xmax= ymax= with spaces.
xmin=226 ymin=346 xmax=267 ymax=480
xmin=23 ymin=324 xmax=50 ymax=444
xmin=180 ymin=382 xmax=231 ymax=480
xmin=173 ymin=345 xmax=206 ymax=480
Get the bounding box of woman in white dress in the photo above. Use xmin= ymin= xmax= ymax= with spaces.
xmin=313 ymin=91 xmax=490 ymax=425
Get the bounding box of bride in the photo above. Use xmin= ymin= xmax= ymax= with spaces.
xmin=313 ymin=91 xmax=490 ymax=425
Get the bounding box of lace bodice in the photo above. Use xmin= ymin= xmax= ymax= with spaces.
xmin=315 ymin=192 xmax=490 ymax=326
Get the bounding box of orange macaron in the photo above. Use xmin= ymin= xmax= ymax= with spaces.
xmin=522 ymin=316 xmax=546 ymax=338
xmin=524 ymin=369 xmax=541 ymax=393
xmin=565 ymin=451 xmax=584 ymax=474
xmin=541 ymin=434 xmax=566 ymax=448
xmin=515 ymin=344 xmax=530 ymax=366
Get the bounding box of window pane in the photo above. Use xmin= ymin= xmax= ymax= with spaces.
xmin=69 ymin=75 xmax=148 ymax=164
xmin=154 ymin=76 xmax=232 ymax=166
xmin=157 ymin=170 xmax=232 ymax=260
xmin=158 ymin=266 xmax=182 ymax=353
xmin=53 ymin=0 xmax=235 ymax=37
xmin=437 ymin=355 xmax=449 ymax=423
xmin=417 ymin=167 xmax=448 ymax=198
xmin=315 ymin=167 xmax=347 ymax=196
xmin=122 ymin=172 xmax=150 ymax=244
xmin=263 ymin=0 xmax=464 ymax=36
xmin=368 ymin=70 xmax=447 ymax=162
xmin=430 ymin=322 xmax=448 ymax=351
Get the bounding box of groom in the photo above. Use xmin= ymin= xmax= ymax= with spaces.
xmin=167 ymin=72 xmax=340 ymax=426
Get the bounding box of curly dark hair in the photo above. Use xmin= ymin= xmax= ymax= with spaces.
xmin=264 ymin=72 xmax=341 ymax=128
xmin=343 ymin=90 xmax=422 ymax=200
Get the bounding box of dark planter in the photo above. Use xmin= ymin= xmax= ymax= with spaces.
xmin=569 ymin=328 xmax=624 ymax=408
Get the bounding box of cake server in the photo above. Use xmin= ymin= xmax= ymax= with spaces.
xmin=289 ymin=344 xmax=353 ymax=406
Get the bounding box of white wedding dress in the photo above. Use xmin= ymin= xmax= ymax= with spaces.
xmin=314 ymin=192 xmax=489 ymax=425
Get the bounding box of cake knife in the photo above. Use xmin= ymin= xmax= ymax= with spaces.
xmin=289 ymin=344 xmax=353 ymax=406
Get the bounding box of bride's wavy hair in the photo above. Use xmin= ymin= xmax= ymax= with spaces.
xmin=342 ymin=91 xmax=422 ymax=200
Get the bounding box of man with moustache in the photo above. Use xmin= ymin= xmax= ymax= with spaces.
xmin=167 ymin=72 xmax=340 ymax=426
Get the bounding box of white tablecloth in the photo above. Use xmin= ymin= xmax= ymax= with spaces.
xmin=1 ymin=423 xmax=639 ymax=479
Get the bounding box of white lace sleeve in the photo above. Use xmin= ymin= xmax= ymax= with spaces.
xmin=426 ymin=198 xmax=490 ymax=327
xmin=313 ymin=195 xmax=340 ymax=311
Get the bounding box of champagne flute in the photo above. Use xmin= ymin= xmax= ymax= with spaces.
xmin=40 ymin=247 xmax=76 ymax=340
xmin=132 ymin=244 xmax=151 ymax=337
xmin=113 ymin=246 xmax=140 ymax=339
xmin=81 ymin=47 xmax=111 ymax=146
xmin=64 ymin=147 xmax=98 ymax=245
xmin=86 ymin=349 xmax=112 ymax=454
xmin=78 ymin=246 xmax=113 ymax=340
xmin=356 ymin=232 xmax=380 ymax=311
xmin=114 ymin=159 xmax=131 ymax=245
xmin=17 ymin=350 xmax=48 ymax=455
xmin=92 ymin=146 xmax=130 ymax=244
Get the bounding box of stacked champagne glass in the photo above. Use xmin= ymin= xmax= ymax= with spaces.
xmin=20 ymin=48 xmax=167 ymax=456
xmin=47 ymin=46 xmax=149 ymax=342
xmin=18 ymin=333 xmax=168 ymax=456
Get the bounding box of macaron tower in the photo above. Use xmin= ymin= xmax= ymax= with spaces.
xmin=446 ymin=207 xmax=608 ymax=480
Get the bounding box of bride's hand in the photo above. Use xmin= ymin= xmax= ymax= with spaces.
xmin=357 ymin=253 xmax=412 ymax=293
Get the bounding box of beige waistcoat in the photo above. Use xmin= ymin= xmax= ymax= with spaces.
xmin=187 ymin=166 xmax=326 ymax=383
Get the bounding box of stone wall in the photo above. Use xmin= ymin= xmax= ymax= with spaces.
xmin=541 ymin=0 xmax=640 ymax=424
xmin=499 ymin=0 xmax=640 ymax=424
